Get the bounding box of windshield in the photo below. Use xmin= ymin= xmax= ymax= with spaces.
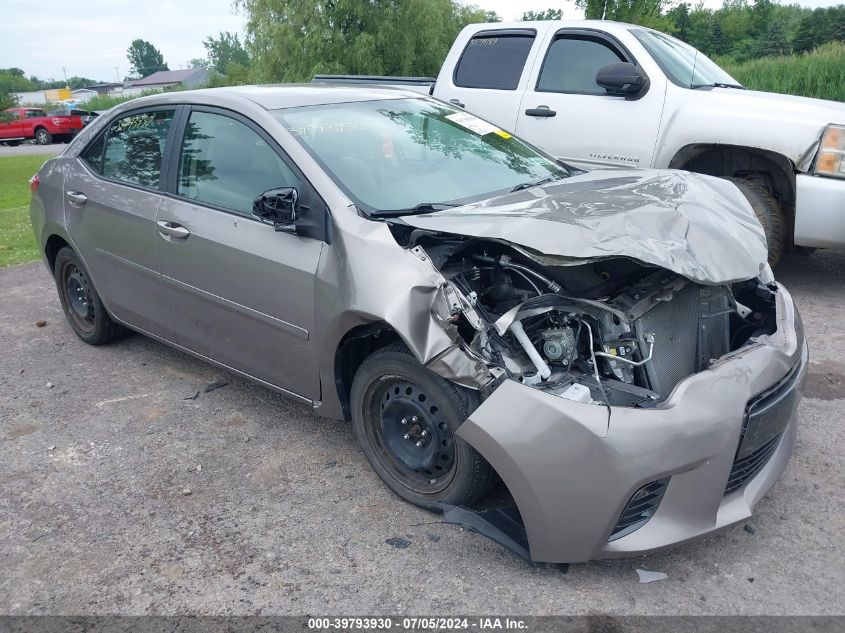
xmin=631 ymin=28 xmax=742 ymax=89
xmin=274 ymin=99 xmax=569 ymax=215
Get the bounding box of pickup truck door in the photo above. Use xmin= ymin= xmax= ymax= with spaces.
xmin=515 ymin=28 xmax=666 ymax=170
xmin=433 ymin=27 xmax=548 ymax=133
xmin=0 ymin=110 xmax=23 ymax=140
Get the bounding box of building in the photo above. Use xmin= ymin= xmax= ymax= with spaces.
xmin=122 ymin=68 xmax=210 ymax=96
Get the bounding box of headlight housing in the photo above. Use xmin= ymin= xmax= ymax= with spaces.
xmin=814 ymin=124 xmax=845 ymax=178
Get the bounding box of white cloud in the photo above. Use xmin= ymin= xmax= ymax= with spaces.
xmin=0 ymin=0 xmax=247 ymax=81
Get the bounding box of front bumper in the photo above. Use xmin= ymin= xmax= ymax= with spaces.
xmin=457 ymin=284 xmax=807 ymax=563
xmin=794 ymin=174 xmax=845 ymax=247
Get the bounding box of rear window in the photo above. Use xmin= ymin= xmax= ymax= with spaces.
xmin=454 ymin=31 xmax=535 ymax=90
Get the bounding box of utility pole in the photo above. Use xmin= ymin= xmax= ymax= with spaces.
xmin=114 ymin=66 xmax=120 ymax=83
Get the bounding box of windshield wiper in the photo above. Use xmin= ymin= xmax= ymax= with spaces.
xmin=369 ymin=202 xmax=460 ymax=218
xmin=691 ymin=82 xmax=745 ymax=90
xmin=511 ymin=173 xmax=564 ymax=192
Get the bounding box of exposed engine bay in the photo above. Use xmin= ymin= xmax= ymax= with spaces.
xmin=403 ymin=231 xmax=780 ymax=407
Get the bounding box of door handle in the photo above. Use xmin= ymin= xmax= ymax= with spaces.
xmin=525 ymin=106 xmax=557 ymax=118
xmin=156 ymin=220 xmax=190 ymax=240
xmin=65 ymin=191 xmax=88 ymax=206
xmin=449 ymin=99 xmax=465 ymax=108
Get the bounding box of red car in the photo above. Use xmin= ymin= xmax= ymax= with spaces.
xmin=0 ymin=107 xmax=84 ymax=145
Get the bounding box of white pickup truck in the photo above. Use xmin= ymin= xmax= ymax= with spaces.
xmin=314 ymin=19 xmax=845 ymax=263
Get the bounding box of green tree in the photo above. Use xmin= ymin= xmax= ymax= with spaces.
xmin=575 ymin=0 xmax=675 ymax=31
xmin=127 ymin=39 xmax=169 ymax=78
xmin=203 ymin=32 xmax=251 ymax=74
xmin=237 ymin=0 xmax=490 ymax=82
xmin=0 ymin=89 xmax=18 ymax=121
xmin=521 ymin=8 xmax=563 ymax=20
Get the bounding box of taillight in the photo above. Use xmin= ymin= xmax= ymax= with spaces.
xmin=29 ymin=174 xmax=40 ymax=193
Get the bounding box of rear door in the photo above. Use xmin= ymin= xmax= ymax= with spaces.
xmin=515 ymin=29 xmax=666 ymax=170
xmin=156 ymin=107 xmax=324 ymax=400
xmin=63 ymin=107 xmax=179 ymax=338
xmin=434 ymin=27 xmax=547 ymax=133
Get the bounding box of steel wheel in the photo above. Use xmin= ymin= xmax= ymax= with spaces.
xmin=35 ymin=129 xmax=51 ymax=145
xmin=350 ymin=343 xmax=496 ymax=508
xmin=369 ymin=377 xmax=457 ymax=494
xmin=53 ymin=246 xmax=123 ymax=345
xmin=59 ymin=260 xmax=96 ymax=335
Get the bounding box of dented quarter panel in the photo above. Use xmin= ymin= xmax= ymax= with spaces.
xmin=400 ymin=169 xmax=768 ymax=286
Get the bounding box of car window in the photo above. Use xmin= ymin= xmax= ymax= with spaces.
xmin=97 ymin=110 xmax=175 ymax=188
xmin=537 ymin=37 xmax=625 ymax=94
xmin=454 ymin=32 xmax=535 ymax=90
xmin=25 ymin=109 xmax=46 ymax=118
xmin=177 ymin=111 xmax=299 ymax=215
xmin=276 ymin=98 xmax=568 ymax=214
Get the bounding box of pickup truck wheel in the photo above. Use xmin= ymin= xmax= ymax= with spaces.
xmin=350 ymin=342 xmax=496 ymax=509
xmin=35 ymin=128 xmax=52 ymax=145
xmin=54 ymin=247 xmax=124 ymax=345
xmin=729 ymin=177 xmax=785 ymax=266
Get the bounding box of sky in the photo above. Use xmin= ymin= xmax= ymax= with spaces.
xmin=0 ymin=0 xmax=843 ymax=82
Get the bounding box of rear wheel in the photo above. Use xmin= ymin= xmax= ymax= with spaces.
xmin=350 ymin=342 xmax=496 ymax=509
xmin=54 ymin=247 xmax=123 ymax=345
xmin=730 ymin=177 xmax=785 ymax=266
xmin=34 ymin=128 xmax=52 ymax=145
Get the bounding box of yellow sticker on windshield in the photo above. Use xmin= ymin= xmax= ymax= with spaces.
xmin=495 ymin=130 xmax=512 ymax=139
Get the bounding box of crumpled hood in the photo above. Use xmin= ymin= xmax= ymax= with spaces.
xmin=400 ymin=169 xmax=768 ymax=285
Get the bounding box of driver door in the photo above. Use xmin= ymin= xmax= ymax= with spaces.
xmin=156 ymin=107 xmax=324 ymax=400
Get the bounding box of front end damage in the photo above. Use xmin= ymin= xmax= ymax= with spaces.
xmin=390 ymin=171 xmax=808 ymax=562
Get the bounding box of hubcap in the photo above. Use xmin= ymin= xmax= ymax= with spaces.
xmin=374 ymin=379 xmax=456 ymax=492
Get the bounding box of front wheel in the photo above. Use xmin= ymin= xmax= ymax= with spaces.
xmin=730 ymin=177 xmax=786 ymax=266
xmin=54 ymin=247 xmax=124 ymax=345
xmin=350 ymin=343 xmax=496 ymax=509
xmin=35 ymin=128 xmax=52 ymax=145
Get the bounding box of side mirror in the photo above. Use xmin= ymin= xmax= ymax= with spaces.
xmin=596 ymin=62 xmax=648 ymax=97
xmin=253 ymin=187 xmax=298 ymax=230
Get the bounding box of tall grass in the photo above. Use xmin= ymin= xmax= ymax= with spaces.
xmin=83 ymin=87 xmax=185 ymax=112
xmin=719 ymin=41 xmax=845 ymax=102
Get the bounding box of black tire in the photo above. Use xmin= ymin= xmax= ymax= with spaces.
xmin=34 ymin=128 xmax=52 ymax=145
xmin=54 ymin=247 xmax=123 ymax=345
xmin=350 ymin=342 xmax=496 ymax=509
xmin=729 ymin=177 xmax=786 ymax=266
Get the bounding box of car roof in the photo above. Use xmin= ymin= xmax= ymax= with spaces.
xmin=117 ymin=84 xmax=424 ymax=112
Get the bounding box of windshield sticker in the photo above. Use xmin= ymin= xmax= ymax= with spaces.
xmin=494 ymin=130 xmax=512 ymax=139
xmin=446 ymin=112 xmax=503 ymax=137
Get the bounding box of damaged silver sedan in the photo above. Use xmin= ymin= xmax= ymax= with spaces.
xmin=30 ymin=86 xmax=808 ymax=563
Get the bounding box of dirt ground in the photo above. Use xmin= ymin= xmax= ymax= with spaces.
xmin=1 ymin=251 xmax=843 ymax=615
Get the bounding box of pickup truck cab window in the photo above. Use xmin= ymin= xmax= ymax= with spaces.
xmin=177 ymin=110 xmax=300 ymax=215
xmin=25 ymin=109 xmax=46 ymax=118
xmin=537 ymin=36 xmax=625 ymax=95
xmin=631 ymin=28 xmax=741 ymax=89
xmin=454 ymin=30 xmax=536 ymax=90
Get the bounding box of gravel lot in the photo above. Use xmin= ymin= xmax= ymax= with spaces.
xmin=1 ymin=251 xmax=843 ymax=615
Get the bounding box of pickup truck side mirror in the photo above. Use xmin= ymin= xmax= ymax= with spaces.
xmin=596 ymin=63 xmax=648 ymax=98
xmin=253 ymin=187 xmax=298 ymax=231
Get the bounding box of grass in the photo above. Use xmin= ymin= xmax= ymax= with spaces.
xmin=0 ymin=154 xmax=52 ymax=267
xmin=719 ymin=41 xmax=845 ymax=102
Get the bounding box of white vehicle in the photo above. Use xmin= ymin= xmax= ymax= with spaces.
xmin=316 ymin=20 xmax=845 ymax=263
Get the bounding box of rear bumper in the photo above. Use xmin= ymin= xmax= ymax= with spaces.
xmin=458 ymin=284 xmax=806 ymax=563
xmin=794 ymin=174 xmax=845 ymax=247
